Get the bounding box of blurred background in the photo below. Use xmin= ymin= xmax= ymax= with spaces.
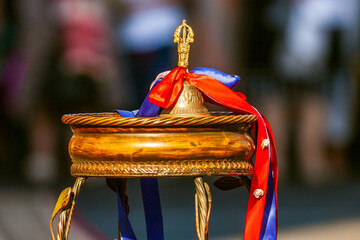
xmin=1 ymin=0 xmax=360 ymax=239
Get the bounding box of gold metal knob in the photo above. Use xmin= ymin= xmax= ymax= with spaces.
xmin=174 ymin=20 xmax=194 ymax=68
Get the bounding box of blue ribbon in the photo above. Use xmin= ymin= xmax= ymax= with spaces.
xmin=115 ymin=179 xmax=137 ymax=240
xmin=140 ymin=178 xmax=164 ymax=240
xmin=191 ymin=67 xmax=240 ymax=89
xmin=259 ymin=163 xmax=277 ymax=239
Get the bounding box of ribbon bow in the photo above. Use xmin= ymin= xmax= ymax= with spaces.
xmin=149 ymin=67 xmax=248 ymax=109
xmin=148 ymin=66 xmax=278 ymax=240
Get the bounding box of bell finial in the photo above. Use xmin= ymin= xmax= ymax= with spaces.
xmin=174 ymin=20 xmax=194 ymax=68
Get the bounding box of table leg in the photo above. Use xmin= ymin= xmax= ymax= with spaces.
xmin=55 ymin=177 xmax=86 ymax=240
xmin=194 ymin=177 xmax=212 ymax=240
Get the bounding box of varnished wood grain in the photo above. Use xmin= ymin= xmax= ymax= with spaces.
xmin=68 ymin=124 xmax=255 ymax=177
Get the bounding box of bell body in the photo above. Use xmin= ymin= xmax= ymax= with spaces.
xmin=160 ymin=81 xmax=210 ymax=117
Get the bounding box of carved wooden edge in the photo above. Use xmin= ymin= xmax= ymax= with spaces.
xmin=70 ymin=159 xmax=253 ymax=177
xmin=62 ymin=112 xmax=257 ymax=127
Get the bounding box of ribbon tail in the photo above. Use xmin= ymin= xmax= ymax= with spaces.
xmin=116 ymin=179 xmax=137 ymax=240
xmin=243 ymin=110 xmax=270 ymax=240
xmin=140 ymin=179 xmax=164 ymax=240
xmin=263 ymin=116 xmax=279 ymax=232
xmin=259 ymin=163 xmax=277 ymax=240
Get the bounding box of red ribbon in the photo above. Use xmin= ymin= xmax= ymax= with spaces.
xmin=149 ymin=67 xmax=278 ymax=239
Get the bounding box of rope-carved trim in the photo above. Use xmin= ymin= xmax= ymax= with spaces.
xmin=70 ymin=159 xmax=253 ymax=177
xmin=62 ymin=112 xmax=257 ymax=127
